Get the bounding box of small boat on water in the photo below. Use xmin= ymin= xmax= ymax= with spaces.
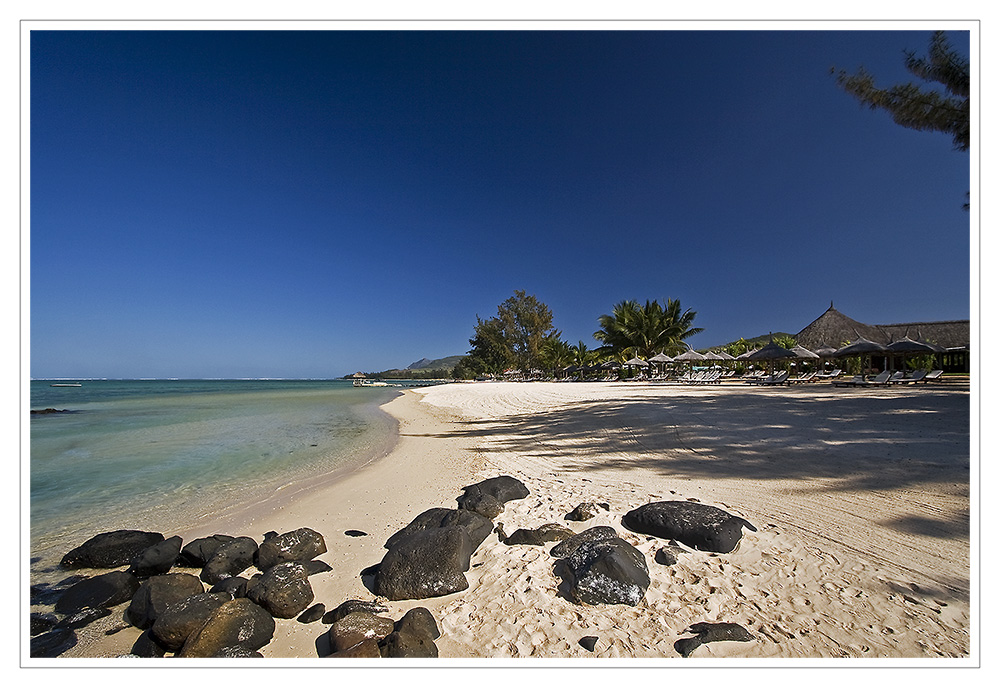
xmin=50 ymin=383 xmax=82 ymax=387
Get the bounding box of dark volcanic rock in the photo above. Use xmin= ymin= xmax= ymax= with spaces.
xmin=566 ymin=502 xmax=602 ymax=522
xmin=549 ymin=526 xmax=619 ymax=559
xmin=328 ymin=638 xmax=382 ymax=658
xmin=457 ymin=475 xmax=529 ymax=518
xmin=130 ymin=629 xmax=168 ymax=657
xmin=579 ymin=635 xmax=599 ymax=652
xmin=128 ymin=535 xmax=183 ymax=578
xmin=654 ymin=547 xmax=679 ymax=566
xmin=562 ymin=537 xmax=649 ymax=606
xmin=395 ymin=607 xmax=440 ymax=640
xmin=246 ymin=561 xmax=314 ymax=619
xmin=53 ymin=607 xmax=112 ymax=630
xmin=61 ymin=530 xmax=165 ymax=570
xmin=385 ymin=508 xmax=494 ymax=552
xmin=328 ymin=611 xmax=395 ymax=652
xmin=374 ymin=526 xmax=474 ymax=601
xmin=200 ymin=536 xmax=257 ymax=584
xmin=127 ymin=572 xmax=205 ymax=629
xmin=30 ymin=613 xmax=58 ymax=636
xmin=55 ymin=570 xmax=140 ymax=614
xmin=379 ymin=630 xmax=438 ymax=658
xmin=150 ymin=592 xmax=232 ymax=652
xmin=345 ymin=530 xmax=368 ymax=537
xmin=254 ymin=527 xmax=327 ymax=571
xmin=30 ymin=629 xmax=77 ymax=658
xmin=297 ymin=603 xmax=325 ymax=624
xmin=504 ymin=523 xmax=576 ymax=546
xmin=178 ymin=534 xmax=235 ymax=568
xmin=621 ymin=501 xmax=757 ymax=554
xmin=323 ymin=599 xmax=390 ymax=624
xmin=178 ymin=598 xmax=275 ymax=657
xmin=209 ymin=576 xmax=249 ymax=598
xmin=687 ymin=621 xmax=755 ymax=643
xmin=674 ymin=636 xmax=704 ymax=657
xmin=301 ymin=559 xmax=332 ymax=576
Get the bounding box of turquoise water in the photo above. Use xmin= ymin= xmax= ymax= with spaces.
xmin=29 ymin=379 xmax=403 ymax=569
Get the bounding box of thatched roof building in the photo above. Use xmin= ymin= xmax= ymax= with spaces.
xmin=794 ymin=303 xmax=970 ymax=351
xmin=794 ymin=303 xmax=970 ymax=372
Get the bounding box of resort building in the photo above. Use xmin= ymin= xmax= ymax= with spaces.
xmin=794 ymin=303 xmax=970 ymax=373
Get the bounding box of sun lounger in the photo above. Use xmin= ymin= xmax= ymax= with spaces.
xmin=814 ymin=368 xmax=842 ymax=380
xmin=788 ymin=372 xmax=817 ymax=384
xmin=831 ymin=370 xmax=893 ymax=387
xmin=759 ymin=370 xmax=790 ymax=386
xmin=923 ymin=370 xmax=944 ymax=382
xmin=891 ymin=369 xmax=927 ymax=384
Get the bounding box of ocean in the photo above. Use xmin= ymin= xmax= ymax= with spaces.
xmin=28 ymin=379 xmax=411 ymax=572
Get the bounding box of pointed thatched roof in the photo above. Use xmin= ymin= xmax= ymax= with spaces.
xmin=794 ymin=303 xmax=885 ymax=350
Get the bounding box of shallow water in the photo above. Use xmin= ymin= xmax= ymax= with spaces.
xmin=28 ymin=379 xmax=401 ymax=570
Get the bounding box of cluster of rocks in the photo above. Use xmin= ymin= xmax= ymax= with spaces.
xmin=31 ymin=479 xmax=760 ymax=659
xmin=31 ymin=525 xmax=435 ymax=659
xmin=321 ymin=599 xmax=441 ymax=657
xmin=370 ymin=476 xmax=530 ymax=601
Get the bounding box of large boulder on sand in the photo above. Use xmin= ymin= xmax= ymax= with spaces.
xmin=385 ymin=508 xmax=494 ymax=552
xmin=150 ymin=592 xmax=232 ymax=652
xmin=127 ymin=572 xmax=205 ymax=629
xmin=54 ymin=571 xmax=140 ymax=614
xmin=621 ymin=501 xmax=756 ymax=554
xmin=61 ymin=530 xmax=164 ymax=569
xmin=200 ymin=537 xmax=257 ymax=585
xmin=562 ymin=537 xmax=649 ymax=606
xmin=246 ymin=561 xmax=314 ymax=619
xmin=128 ymin=536 xmax=183 ymax=578
xmin=550 ymin=526 xmax=619 ymax=559
xmin=457 ymin=476 xmax=529 ymax=518
xmin=254 ymin=527 xmax=327 ymax=571
xmin=178 ymin=535 xmax=235 ymax=568
xmin=374 ymin=526 xmax=475 ymax=600
xmin=177 ymin=598 xmax=274 ymax=657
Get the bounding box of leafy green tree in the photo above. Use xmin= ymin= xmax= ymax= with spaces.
xmin=833 ymin=31 xmax=969 ymax=208
xmin=496 ymin=290 xmax=557 ymax=374
xmin=571 ymin=340 xmax=600 ymax=368
xmin=456 ymin=290 xmax=557 ymax=378
xmin=594 ymin=298 xmax=702 ymax=359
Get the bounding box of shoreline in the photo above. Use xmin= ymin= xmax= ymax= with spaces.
xmin=42 ymin=381 xmax=971 ymax=661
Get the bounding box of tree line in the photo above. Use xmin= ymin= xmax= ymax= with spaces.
xmin=452 ymin=290 xmax=703 ymax=380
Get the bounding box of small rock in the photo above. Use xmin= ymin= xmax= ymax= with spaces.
xmin=579 ymin=635 xmax=598 ymax=652
xmin=323 ymin=599 xmax=389 ymax=624
xmin=55 ymin=571 xmax=141 ymax=614
xmin=178 ymin=598 xmax=275 ymax=657
xmin=654 ymin=547 xmax=678 ymax=566
xmin=30 ymin=613 xmax=58 ymax=636
xmin=327 ymin=611 xmax=394 ymax=652
xmin=566 ymin=503 xmax=601 ymax=522
xmin=254 ymin=528 xmax=327 ymax=571
xmin=504 ymin=523 xmax=575 ymax=546
xmin=128 ymin=535 xmax=183 ymax=578
xmin=550 ymin=526 xmax=618 ymax=559
xmin=674 ymin=636 xmax=703 ymax=657
xmin=245 ymin=561 xmax=314 ymax=619
xmin=61 ymin=530 xmax=165 ymax=570
xmin=297 ymin=603 xmax=326 ymax=624
xmin=395 ymin=607 xmax=440 ymax=640
xmin=54 ymin=608 xmax=112 ymax=630
xmin=30 ymin=629 xmax=77 ymax=658
xmin=345 ymin=530 xmax=368 ymax=537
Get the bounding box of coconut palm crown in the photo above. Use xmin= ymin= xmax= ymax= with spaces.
xmin=593 ymin=298 xmax=703 ymax=360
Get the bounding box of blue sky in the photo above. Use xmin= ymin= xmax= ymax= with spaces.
xmin=29 ymin=28 xmax=972 ymax=378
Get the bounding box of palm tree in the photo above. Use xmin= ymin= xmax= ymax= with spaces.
xmin=594 ymin=299 xmax=703 ymax=359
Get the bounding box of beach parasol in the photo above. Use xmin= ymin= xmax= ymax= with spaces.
xmin=886 ymin=336 xmax=938 ymax=372
xmin=672 ymin=347 xmax=705 ymax=362
xmin=648 ymin=352 xmax=674 ymax=363
xmin=623 ymin=357 xmax=648 ymax=367
xmin=747 ymin=337 xmax=798 ymax=375
xmin=833 ymin=336 xmax=888 ymax=378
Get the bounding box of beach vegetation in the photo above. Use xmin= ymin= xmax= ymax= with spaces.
xmin=593 ymin=299 xmax=703 ymax=360
xmin=833 ymin=30 xmax=969 ymax=209
xmin=454 ymin=290 xmax=557 ymax=379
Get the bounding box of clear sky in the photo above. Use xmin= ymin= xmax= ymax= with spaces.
xmin=29 ymin=28 xmax=972 ymax=379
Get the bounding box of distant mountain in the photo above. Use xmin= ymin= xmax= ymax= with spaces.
xmin=706 ymin=332 xmax=794 ymax=351
xmin=406 ymin=355 xmax=464 ymax=371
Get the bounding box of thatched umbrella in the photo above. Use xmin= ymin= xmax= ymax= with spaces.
xmin=833 ymin=336 xmax=888 ymax=377
xmin=673 ymin=346 xmax=705 ymax=374
xmin=648 ymin=351 xmax=674 ymax=378
xmin=623 ymin=357 xmax=648 ymax=367
xmin=747 ymin=337 xmax=797 ymax=376
xmin=886 ymin=336 xmax=938 ymax=372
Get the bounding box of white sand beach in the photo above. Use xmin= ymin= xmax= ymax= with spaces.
xmin=55 ymin=380 xmax=971 ymax=662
